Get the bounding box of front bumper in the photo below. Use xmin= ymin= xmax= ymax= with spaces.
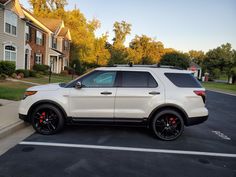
xmin=186 ymin=115 xmax=208 ymax=126
xmin=19 ymin=114 xmax=30 ymax=122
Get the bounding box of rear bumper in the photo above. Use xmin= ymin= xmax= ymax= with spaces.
xmin=19 ymin=114 xmax=30 ymax=122
xmin=186 ymin=115 xmax=208 ymax=126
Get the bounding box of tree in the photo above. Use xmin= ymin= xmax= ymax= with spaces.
xmin=128 ymin=35 xmax=164 ymax=64
xmin=204 ymin=43 xmax=235 ymax=82
xmin=112 ymin=21 xmax=131 ymax=48
xmin=108 ymin=21 xmax=131 ymax=65
xmin=188 ymin=50 xmax=205 ymax=66
xmin=160 ymin=52 xmax=190 ymax=69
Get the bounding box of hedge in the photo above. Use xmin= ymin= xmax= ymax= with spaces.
xmin=15 ymin=69 xmax=30 ymax=78
xmin=33 ymin=64 xmax=49 ymax=73
xmin=0 ymin=61 xmax=15 ymax=76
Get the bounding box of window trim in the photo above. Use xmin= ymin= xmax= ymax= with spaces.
xmin=3 ymin=44 xmax=17 ymax=62
xmin=35 ymin=53 xmax=42 ymax=64
xmin=4 ymin=10 xmax=17 ymax=37
xmin=119 ymin=71 xmax=158 ymax=88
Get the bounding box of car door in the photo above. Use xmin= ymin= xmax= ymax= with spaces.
xmin=69 ymin=70 xmax=117 ymax=118
xmin=114 ymin=70 xmax=164 ymax=119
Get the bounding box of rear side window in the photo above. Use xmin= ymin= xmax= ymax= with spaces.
xmin=121 ymin=71 xmax=158 ymax=88
xmin=165 ymin=73 xmax=202 ymax=88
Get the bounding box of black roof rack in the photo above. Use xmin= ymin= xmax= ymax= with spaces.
xmin=111 ymin=63 xmax=183 ymax=70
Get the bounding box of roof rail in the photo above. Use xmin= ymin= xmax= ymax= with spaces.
xmin=112 ymin=64 xmax=183 ymax=70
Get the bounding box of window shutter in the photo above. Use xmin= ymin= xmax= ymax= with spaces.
xmin=41 ymin=53 xmax=43 ymax=64
xmin=34 ymin=53 xmax=36 ymax=64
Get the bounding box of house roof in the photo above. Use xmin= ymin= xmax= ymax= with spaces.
xmin=0 ymin=0 xmax=9 ymax=4
xmin=58 ymin=27 xmax=68 ymax=36
xmin=37 ymin=17 xmax=62 ymax=33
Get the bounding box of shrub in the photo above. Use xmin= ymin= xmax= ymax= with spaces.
xmin=11 ymin=73 xmax=17 ymax=79
xmin=29 ymin=70 xmax=37 ymax=77
xmin=15 ymin=69 xmax=30 ymax=78
xmin=33 ymin=64 xmax=49 ymax=73
xmin=0 ymin=61 xmax=15 ymax=76
xmin=0 ymin=74 xmax=7 ymax=80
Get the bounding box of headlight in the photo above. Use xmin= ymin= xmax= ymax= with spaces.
xmin=23 ymin=91 xmax=37 ymax=99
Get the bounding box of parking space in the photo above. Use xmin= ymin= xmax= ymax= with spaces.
xmin=0 ymin=91 xmax=235 ymax=177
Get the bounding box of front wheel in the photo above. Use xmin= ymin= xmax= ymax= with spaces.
xmin=152 ymin=109 xmax=184 ymax=141
xmin=31 ymin=104 xmax=65 ymax=135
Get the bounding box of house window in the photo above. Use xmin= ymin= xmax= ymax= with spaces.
xmin=25 ymin=25 xmax=29 ymax=41
xmin=35 ymin=54 xmax=42 ymax=64
xmin=4 ymin=45 xmax=16 ymax=62
xmin=64 ymin=40 xmax=69 ymax=50
xmin=4 ymin=10 xmax=17 ymax=36
xmin=36 ymin=31 xmax=43 ymax=45
xmin=52 ymin=36 xmax=57 ymax=49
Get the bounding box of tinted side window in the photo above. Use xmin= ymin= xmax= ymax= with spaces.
xmin=82 ymin=71 xmax=117 ymax=87
xmin=165 ymin=73 xmax=202 ymax=88
xmin=121 ymin=71 xmax=158 ymax=88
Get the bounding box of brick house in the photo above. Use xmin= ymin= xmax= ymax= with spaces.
xmin=22 ymin=8 xmax=71 ymax=73
xmin=0 ymin=0 xmax=71 ymax=73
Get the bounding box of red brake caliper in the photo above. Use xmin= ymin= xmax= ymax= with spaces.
xmin=39 ymin=112 xmax=46 ymax=123
xmin=169 ymin=117 xmax=176 ymax=125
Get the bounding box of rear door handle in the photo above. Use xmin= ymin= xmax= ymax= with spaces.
xmin=100 ymin=91 xmax=112 ymax=95
xmin=149 ymin=91 xmax=160 ymax=95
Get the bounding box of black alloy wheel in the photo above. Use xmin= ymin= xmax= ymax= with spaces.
xmin=152 ymin=109 xmax=184 ymax=141
xmin=31 ymin=104 xmax=64 ymax=135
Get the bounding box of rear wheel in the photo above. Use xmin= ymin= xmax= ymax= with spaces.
xmin=31 ymin=104 xmax=65 ymax=135
xmin=152 ymin=109 xmax=184 ymax=141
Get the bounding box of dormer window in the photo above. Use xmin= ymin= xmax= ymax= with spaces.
xmin=4 ymin=10 xmax=17 ymax=36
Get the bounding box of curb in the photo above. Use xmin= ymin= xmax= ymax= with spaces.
xmin=0 ymin=121 xmax=30 ymax=139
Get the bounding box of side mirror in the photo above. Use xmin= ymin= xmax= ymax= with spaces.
xmin=75 ymin=81 xmax=83 ymax=89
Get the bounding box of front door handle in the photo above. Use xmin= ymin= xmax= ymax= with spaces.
xmin=149 ymin=91 xmax=160 ymax=95
xmin=100 ymin=91 xmax=112 ymax=95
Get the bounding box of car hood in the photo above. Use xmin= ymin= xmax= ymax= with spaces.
xmin=27 ymin=83 xmax=61 ymax=91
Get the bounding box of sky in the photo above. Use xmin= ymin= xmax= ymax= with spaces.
xmin=20 ymin=0 xmax=236 ymax=52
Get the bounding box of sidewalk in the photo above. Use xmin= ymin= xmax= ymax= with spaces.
xmin=0 ymin=99 xmax=29 ymax=139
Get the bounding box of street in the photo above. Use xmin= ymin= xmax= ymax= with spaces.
xmin=0 ymin=91 xmax=236 ymax=177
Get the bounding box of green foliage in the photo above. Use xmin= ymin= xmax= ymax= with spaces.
xmin=15 ymin=69 xmax=30 ymax=78
xmin=0 ymin=61 xmax=15 ymax=76
xmin=29 ymin=70 xmax=37 ymax=77
xmin=211 ymin=68 xmax=221 ymax=79
xmin=33 ymin=64 xmax=49 ymax=73
xmin=160 ymin=52 xmax=190 ymax=69
xmin=204 ymin=43 xmax=235 ymax=82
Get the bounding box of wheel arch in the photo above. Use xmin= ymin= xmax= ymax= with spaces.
xmin=27 ymin=100 xmax=68 ymax=121
xmin=148 ymin=104 xmax=189 ymax=127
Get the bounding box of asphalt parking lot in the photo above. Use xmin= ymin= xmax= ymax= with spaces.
xmin=0 ymin=91 xmax=236 ymax=177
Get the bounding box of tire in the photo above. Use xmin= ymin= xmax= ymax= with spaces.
xmin=152 ymin=109 xmax=184 ymax=141
xmin=31 ymin=104 xmax=65 ymax=135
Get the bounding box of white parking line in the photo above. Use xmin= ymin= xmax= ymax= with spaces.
xmin=19 ymin=141 xmax=236 ymax=158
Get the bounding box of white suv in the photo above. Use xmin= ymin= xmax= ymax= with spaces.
xmin=19 ymin=65 xmax=208 ymax=140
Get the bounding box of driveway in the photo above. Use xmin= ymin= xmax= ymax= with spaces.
xmin=0 ymin=91 xmax=235 ymax=177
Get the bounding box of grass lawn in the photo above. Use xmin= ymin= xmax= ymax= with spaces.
xmin=202 ymin=82 xmax=236 ymax=94
xmin=0 ymin=81 xmax=32 ymax=101
xmin=22 ymin=74 xmax=74 ymax=84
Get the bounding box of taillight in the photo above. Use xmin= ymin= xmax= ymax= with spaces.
xmin=194 ymin=90 xmax=206 ymax=103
